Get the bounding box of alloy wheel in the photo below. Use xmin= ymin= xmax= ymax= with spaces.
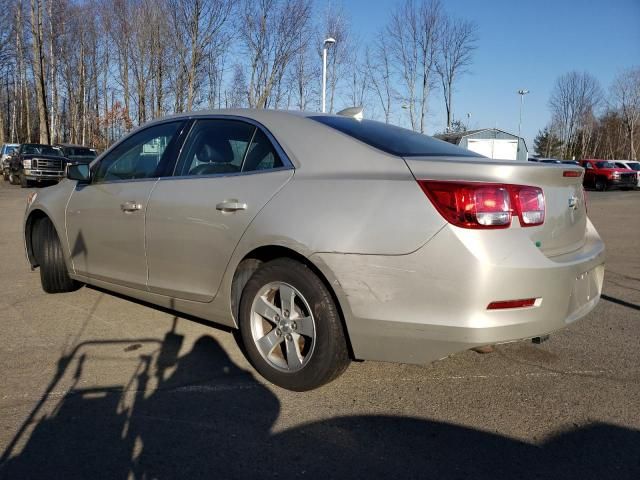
xmin=249 ymin=281 xmax=316 ymax=373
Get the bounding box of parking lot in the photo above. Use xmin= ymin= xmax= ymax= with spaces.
xmin=0 ymin=180 xmax=638 ymax=479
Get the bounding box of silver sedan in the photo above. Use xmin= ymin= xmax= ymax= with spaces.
xmin=23 ymin=110 xmax=605 ymax=391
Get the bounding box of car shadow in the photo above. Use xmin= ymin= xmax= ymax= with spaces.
xmin=1 ymin=329 xmax=639 ymax=480
xmin=601 ymin=294 xmax=640 ymax=312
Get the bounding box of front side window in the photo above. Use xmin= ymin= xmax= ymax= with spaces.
xmin=93 ymin=122 xmax=182 ymax=183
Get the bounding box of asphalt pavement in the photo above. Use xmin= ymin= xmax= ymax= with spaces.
xmin=0 ymin=180 xmax=638 ymax=479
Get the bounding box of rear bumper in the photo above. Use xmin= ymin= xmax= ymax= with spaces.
xmin=313 ymin=220 xmax=605 ymax=365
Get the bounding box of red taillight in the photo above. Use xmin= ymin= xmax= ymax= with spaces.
xmin=514 ymin=187 xmax=545 ymax=226
xmin=563 ymin=170 xmax=581 ymax=177
xmin=487 ymin=298 xmax=537 ymax=310
xmin=418 ymin=181 xmax=545 ymax=229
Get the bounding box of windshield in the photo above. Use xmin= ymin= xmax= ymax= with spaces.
xmin=309 ymin=115 xmax=483 ymax=158
xmin=625 ymin=162 xmax=640 ymax=171
xmin=4 ymin=145 xmax=17 ymax=155
xmin=22 ymin=144 xmax=63 ymax=156
xmin=595 ymin=161 xmax=616 ymax=169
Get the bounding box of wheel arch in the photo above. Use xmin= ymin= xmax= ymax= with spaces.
xmin=24 ymin=209 xmax=50 ymax=268
xmin=230 ymin=245 xmax=356 ymax=359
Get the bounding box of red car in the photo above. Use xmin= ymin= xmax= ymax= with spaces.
xmin=579 ymin=159 xmax=637 ymax=191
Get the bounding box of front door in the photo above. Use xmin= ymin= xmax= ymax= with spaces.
xmin=66 ymin=121 xmax=185 ymax=289
xmin=145 ymin=119 xmax=293 ymax=302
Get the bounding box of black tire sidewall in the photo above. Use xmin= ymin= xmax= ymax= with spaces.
xmin=37 ymin=218 xmax=80 ymax=293
xmin=238 ymin=258 xmax=349 ymax=391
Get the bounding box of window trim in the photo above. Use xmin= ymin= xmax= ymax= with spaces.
xmin=168 ymin=115 xmax=294 ymax=180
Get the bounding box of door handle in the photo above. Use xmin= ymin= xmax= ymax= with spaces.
xmin=216 ymin=200 xmax=247 ymax=213
xmin=120 ymin=201 xmax=142 ymax=213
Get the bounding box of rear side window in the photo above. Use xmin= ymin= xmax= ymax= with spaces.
xmin=309 ymin=116 xmax=482 ymax=158
xmin=175 ymin=119 xmax=255 ymax=176
xmin=242 ymin=129 xmax=283 ymax=172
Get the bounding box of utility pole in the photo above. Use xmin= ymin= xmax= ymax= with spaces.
xmin=321 ymin=37 xmax=336 ymax=113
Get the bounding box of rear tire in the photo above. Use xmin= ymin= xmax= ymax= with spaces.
xmin=35 ymin=218 xmax=82 ymax=293
xmin=595 ymin=177 xmax=607 ymax=191
xmin=238 ymin=258 xmax=350 ymax=391
xmin=2 ymin=171 xmax=8 ymax=181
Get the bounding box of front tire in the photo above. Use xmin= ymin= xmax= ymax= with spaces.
xmin=20 ymin=175 xmax=30 ymax=188
xmin=35 ymin=218 xmax=82 ymax=293
xmin=238 ymin=258 xmax=350 ymax=391
xmin=595 ymin=177 xmax=607 ymax=191
xmin=9 ymin=172 xmax=19 ymax=185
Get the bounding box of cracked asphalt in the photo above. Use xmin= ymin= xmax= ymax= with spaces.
xmin=0 ymin=180 xmax=638 ymax=479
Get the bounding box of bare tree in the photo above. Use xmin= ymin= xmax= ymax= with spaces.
xmin=549 ymin=71 xmax=603 ymax=159
xmin=30 ymin=0 xmax=50 ymax=143
xmin=241 ymin=0 xmax=312 ymax=108
xmin=167 ymin=0 xmax=235 ymax=112
xmin=227 ymin=63 xmax=247 ymax=108
xmin=436 ymin=16 xmax=477 ymax=131
xmin=287 ymin=29 xmax=316 ymax=111
xmin=610 ymin=66 xmax=640 ymax=160
xmin=0 ymin=1 xmax=16 ymax=144
xmin=387 ymin=0 xmax=442 ymax=133
xmin=317 ymin=3 xmax=351 ymax=113
xmin=367 ymin=35 xmax=394 ymax=123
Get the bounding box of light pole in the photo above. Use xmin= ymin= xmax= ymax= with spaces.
xmin=322 ymin=37 xmax=336 ymax=113
xmin=517 ymin=89 xmax=529 ymax=141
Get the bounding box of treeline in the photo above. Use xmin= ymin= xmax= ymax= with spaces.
xmin=0 ymin=0 xmax=477 ymax=150
xmin=535 ymin=68 xmax=640 ymax=161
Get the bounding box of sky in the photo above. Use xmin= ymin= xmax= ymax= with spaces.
xmin=339 ymin=0 xmax=640 ymax=151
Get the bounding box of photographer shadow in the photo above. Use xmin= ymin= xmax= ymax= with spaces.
xmin=1 ymin=329 xmax=639 ymax=479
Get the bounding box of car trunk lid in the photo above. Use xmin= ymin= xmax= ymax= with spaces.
xmin=404 ymin=157 xmax=588 ymax=257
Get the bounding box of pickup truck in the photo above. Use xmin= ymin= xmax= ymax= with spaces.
xmin=614 ymin=160 xmax=640 ymax=188
xmin=8 ymin=143 xmax=67 ymax=187
xmin=54 ymin=143 xmax=97 ymax=165
xmin=579 ymin=159 xmax=637 ymax=191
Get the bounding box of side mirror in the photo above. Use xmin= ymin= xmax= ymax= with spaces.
xmin=67 ymin=163 xmax=91 ymax=183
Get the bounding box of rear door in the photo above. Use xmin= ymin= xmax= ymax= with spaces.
xmin=145 ymin=118 xmax=294 ymax=302
xmin=66 ymin=121 xmax=185 ymax=288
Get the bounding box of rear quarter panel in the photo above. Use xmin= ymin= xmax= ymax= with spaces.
xmin=239 ymin=113 xmax=447 ymax=256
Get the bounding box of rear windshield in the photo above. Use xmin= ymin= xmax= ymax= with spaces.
xmin=309 ymin=116 xmax=483 ymax=158
xmin=68 ymin=147 xmax=96 ymax=157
